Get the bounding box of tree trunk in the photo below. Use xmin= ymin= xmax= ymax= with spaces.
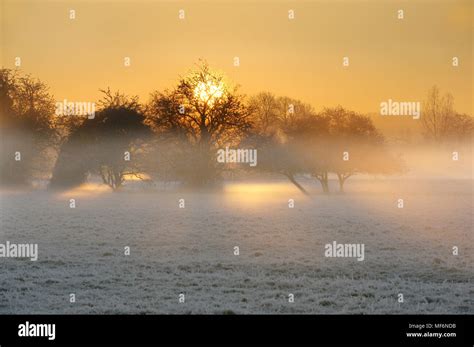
xmin=338 ymin=178 xmax=345 ymax=192
xmin=313 ymin=172 xmax=329 ymax=194
xmin=336 ymin=173 xmax=350 ymax=193
xmin=321 ymin=179 xmax=329 ymax=194
xmin=284 ymin=173 xmax=309 ymax=195
xmin=113 ymin=169 xmax=123 ymax=191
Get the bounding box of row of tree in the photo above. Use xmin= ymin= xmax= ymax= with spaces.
xmin=0 ymin=63 xmax=472 ymax=193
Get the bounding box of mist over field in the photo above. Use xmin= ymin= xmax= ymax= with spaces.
xmin=1 ymin=175 xmax=472 ymax=314
xmin=1 ymin=140 xmax=472 ymax=314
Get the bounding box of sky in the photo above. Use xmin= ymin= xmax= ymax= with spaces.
xmin=1 ymin=0 xmax=472 ymax=114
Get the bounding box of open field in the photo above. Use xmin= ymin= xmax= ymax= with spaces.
xmin=0 ymin=178 xmax=472 ymax=314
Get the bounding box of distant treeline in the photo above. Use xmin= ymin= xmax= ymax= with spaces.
xmin=0 ymin=63 xmax=472 ymax=193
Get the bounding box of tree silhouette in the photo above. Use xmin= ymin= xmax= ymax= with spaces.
xmin=421 ymin=86 xmax=473 ymax=144
xmin=146 ymin=61 xmax=252 ymax=186
xmin=422 ymin=86 xmax=454 ymax=143
xmin=0 ymin=69 xmax=56 ymax=185
xmin=50 ymin=89 xmax=151 ymax=190
xmin=247 ymin=92 xmax=325 ymax=194
xmin=312 ymin=107 xmax=403 ymax=192
xmin=444 ymin=113 xmax=474 ymax=142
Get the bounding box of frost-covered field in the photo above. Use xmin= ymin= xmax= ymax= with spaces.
xmin=0 ymin=178 xmax=472 ymax=314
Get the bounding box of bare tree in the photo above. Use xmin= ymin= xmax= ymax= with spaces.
xmin=247 ymin=92 xmax=320 ymax=194
xmin=422 ymin=86 xmax=455 ymax=143
xmin=288 ymin=107 xmax=404 ymax=193
xmin=146 ymin=61 xmax=252 ymax=186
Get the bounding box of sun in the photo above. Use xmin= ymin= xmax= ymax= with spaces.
xmin=193 ymin=79 xmax=224 ymax=105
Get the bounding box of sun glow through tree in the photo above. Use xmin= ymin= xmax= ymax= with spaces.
xmin=193 ymin=79 xmax=224 ymax=106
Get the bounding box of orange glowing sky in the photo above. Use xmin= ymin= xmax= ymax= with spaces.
xmin=1 ymin=0 xmax=472 ymax=114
